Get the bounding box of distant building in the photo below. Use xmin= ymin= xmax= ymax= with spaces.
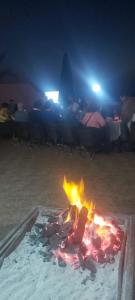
xmin=0 ymin=84 xmax=44 ymax=107
xmin=0 ymin=73 xmax=44 ymax=107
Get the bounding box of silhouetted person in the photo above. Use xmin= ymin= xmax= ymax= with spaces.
xmin=8 ymin=99 xmax=17 ymax=115
xmin=13 ymin=102 xmax=29 ymax=123
xmin=81 ymin=101 xmax=109 ymax=151
xmin=0 ymin=103 xmax=10 ymax=123
xmin=81 ymin=102 xmax=106 ymax=128
xmin=29 ymin=100 xmax=43 ymax=124
xmin=42 ymin=100 xmax=59 ymax=125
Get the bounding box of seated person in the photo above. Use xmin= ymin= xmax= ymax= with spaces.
xmin=81 ymin=102 xmax=106 ymax=128
xmin=0 ymin=103 xmax=10 ymax=123
xmin=13 ymin=102 xmax=29 ymax=123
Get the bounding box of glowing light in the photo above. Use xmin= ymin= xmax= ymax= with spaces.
xmin=45 ymin=91 xmax=59 ymax=103
xmin=92 ymin=83 xmax=101 ymax=93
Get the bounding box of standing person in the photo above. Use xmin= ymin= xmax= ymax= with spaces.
xmin=81 ymin=101 xmax=110 ymax=151
xmin=120 ymin=96 xmax=134 ymax=142
xmin=68 ymin=97 xmax=79 ymax=114
xmin=8 ymin=99 xmax=17 ymax=115
xmin=13 ymin=102 xmax=29 ymax=123
xmin=42 ymin=100 xmax=58 ymax=125
xmin=63 ymin=97 xmax=80 ymax=127
xmin=81 ymin=102 xmax=106 ymax=128
xmin=29 ymin=100 xmax=44 ymax=142
xmin=12 ymin=103 xmax=29 ymax=141
xmin=29 ymin=100 xmax=43 ymax=124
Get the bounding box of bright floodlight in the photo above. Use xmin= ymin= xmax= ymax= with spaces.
xmin=45 ymin=91 xmax=59 ymax=103
xmin=92 ymin=83 xmax=101 ymax=93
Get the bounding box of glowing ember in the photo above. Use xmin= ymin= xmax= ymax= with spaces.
xmin=46 ymin=177 xmax=124 ymax=269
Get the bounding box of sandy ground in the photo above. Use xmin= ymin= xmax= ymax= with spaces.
xmin=0 ymin=140 xmax=135 ymax=240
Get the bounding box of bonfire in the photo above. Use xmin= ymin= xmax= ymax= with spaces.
xmin=0 ymin=178 xmax=127 ymax=300
xmin=41 ymin=177 xmax=124 ymax=270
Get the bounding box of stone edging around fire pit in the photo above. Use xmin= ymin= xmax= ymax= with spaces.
xmin=0 ymin=207 xmax=39 ymax=267
xmin=121 ymin=216 xmax=135 ymax=300
xmin=0 ymin=206 xmax=134 ymax=300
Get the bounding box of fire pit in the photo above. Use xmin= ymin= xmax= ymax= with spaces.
xmin=0 ymin=178 xmax=134 ymax=300
xmin=50 ymin=177 xmax=124 ymax=268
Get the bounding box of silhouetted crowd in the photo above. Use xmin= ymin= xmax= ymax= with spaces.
xmin=0 ymin=97 xmax=134 ymax=152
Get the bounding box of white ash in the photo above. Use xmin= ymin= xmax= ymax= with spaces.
xmin=0 ymin=213 xmax=121 ymax=300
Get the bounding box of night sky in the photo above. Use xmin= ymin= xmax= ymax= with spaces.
xmin=0 ymin=0 xmax=135 ymax=97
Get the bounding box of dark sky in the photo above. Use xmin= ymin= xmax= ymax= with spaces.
xmin=0 ymin=0 xmax=135 ymax=97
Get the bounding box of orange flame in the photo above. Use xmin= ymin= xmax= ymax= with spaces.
xmin=53 ymin=177 xmax=123 ymax=266
xmin=64 ymin=211 xmax=71 ymax=223
xmin=63 ymin=177 xmax=95 ymax=221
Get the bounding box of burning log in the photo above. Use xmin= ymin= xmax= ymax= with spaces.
xmin=43 ymin=223 xmax=60 ymax=237
xmin=59 ymin=222 xmax=73 ymax=239
xmin=58 ymin=205 xmax=77 ymax=225
xmin=70 ymin=205 xmax=78 ymax=223
xmin=69 ymin=207 xmax=88 ymax=245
